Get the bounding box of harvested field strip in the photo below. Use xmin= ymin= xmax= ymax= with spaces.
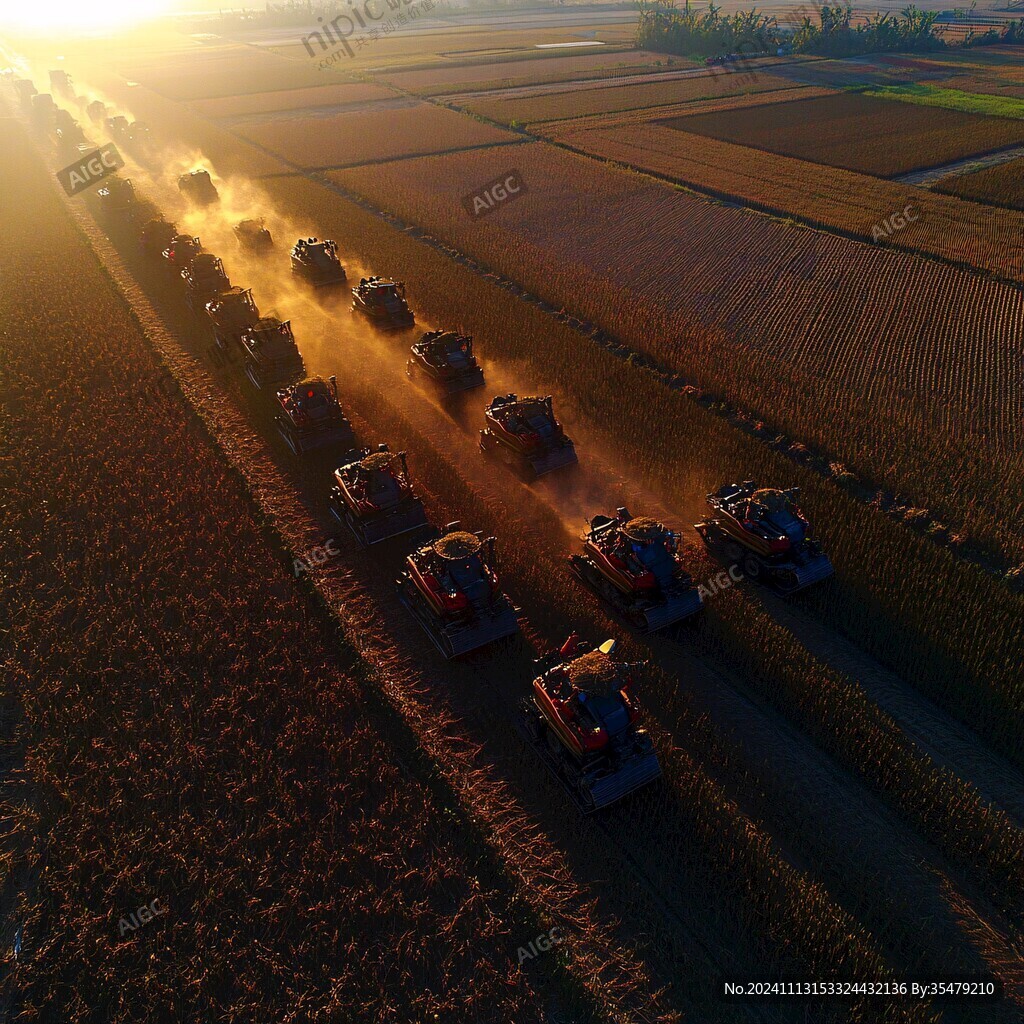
xmin=935 ymin=154 xmax=1024 ymax=210
xmin=331 ymin=144 xmax=1024 ymax=565
xmin=535 ymin=85 xmax=833 ymax=133
xmin=460 ymin=69 xmax=803 ymax=124
xmin=190 ymin=81 xmax=398 ymax=118
xmin=114 ymin=43 xmax=335 ymax=100
xmin=671 ymin=91 xmax=1024 ymax=176
xmin=0 ymin=116 xmax=595 ymax=1024
xmin=236 ymin=101 xmax=520 ymax=169
xmin=547 ymin=122 xmax=1024 ymax=283
xmin=261 ymin=164 xmax=1024 ymax=771
xmin=379 ymin=49 xmax=682 ymax=96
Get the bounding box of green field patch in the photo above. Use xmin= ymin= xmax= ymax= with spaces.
xmin=864 ymin=83 xmax=1024 ymax=120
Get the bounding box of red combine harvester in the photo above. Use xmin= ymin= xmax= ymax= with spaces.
xmin=351 ymin=276 xmax=415 ymax=329
xmin=233 ymin=218 xmax=273 ymax=254
xmin=479 ymin=394 xmax=577 ymax=477
xmin=519 ymin=635 xmax=662 ymax=812
xmin=275 ymin=376 xmax=350 ymax=455
xmin=241 ymin=317 xmax=304 ymax=391
xmin=407 ymin=331 xmax=484 ymax=395
xmin=330 ymin=444 xmax=429 ymax=546
xmin=291 ymin=237 xmax=346 ymax=288
xmin=695 ymin=481 xmax=834 ymax=593
xmin=397 ymin=525 xmax=519 ymax=658
xmin=162 ymin=234 xmax=203 ymax=275
xmin=139 ymin=218 xmax=177 ymax=259
xmin=182 ymin=254 xmax=230 ymax=315
xmin=178 ymin=168 xmax=218 ymax=206
xmin=206 ymin=287 xmax=260 ymax=352
xmin=570 ymin=508 xmax=702 ymax=631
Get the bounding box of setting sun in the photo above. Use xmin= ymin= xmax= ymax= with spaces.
xmin=0 ymin=0 xmax=172 ymax=32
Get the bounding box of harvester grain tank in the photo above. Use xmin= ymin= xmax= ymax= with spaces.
xmin=207 ymin=287 xmax=261 ymax=353
xmin=178 ymin=168 xmax=219 ymax=206
xmin=140 ymin=218 xmax=177 ymax=260
xmin=519 ymin=635 xmax=662 ymax=811
xmin=570 ymin=508 xmax=702 ymax=631
xmin=406 ymin=331 xmax=484 ymax=395
xmin=329 ymin=444 xmax=429 ymax=546
xmin=479 ymin=393 xmax=577 ymax=477
xmin=234 ymin=219 xmax=273 ymax=254
xmin=695 ymin=481 xmax=834 ymax=592
xmin=182 ymin=253 xmax=230 ymax=315
xmin=162 ymin=234 xmax=203 ymax=274
xmin=397 ymin=525 xmax=519 ymax=658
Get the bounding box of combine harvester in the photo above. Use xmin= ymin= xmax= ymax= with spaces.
xmin=406 ymin=331 xmax=484 ymax=395
xmin=48 ymin=69 xmax=73 ymax=96
xmin=162 ymin=234 xmax=203 ymax=275
xmin=479 ymin=394 xmax=577 ymax=477
xmin=274 ymin=376 xmax=350 ymax=455
xmin=241 ymin=317 xmax=304 ymax=391
xmin=234 ymin=219 xmax=273 ymax=254
xmin=139 ymin=218 xmax=177 ymax=259
xmin=182 ymin=254 xmax=230 ymax=315
xmin=207 ymin=287 xmax=260 ymax=353
xmin=397 ymin=525 xmax=519 ymax=658
xmin=95 ymin=177 xmax=138 ymax=228
xmin=519 ymin=635 xmax=662 ymax=812
xmin=695 ymin=481 xmax=834 ymax=593
xmin=352 ymin=276 xmax=415 ymax=329
xmin=291 ymin=237 xmax=346 ymax=288
xmin=329 ymin=444 xmax=429 ymax=546
xmin=570 ymin=508 xmax=702 ymax=631
xmin=178 ymin=169 xmax=219 ymax=206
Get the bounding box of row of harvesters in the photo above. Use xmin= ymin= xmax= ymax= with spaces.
xmin=56 ymin=108 xmax=833 ymax=813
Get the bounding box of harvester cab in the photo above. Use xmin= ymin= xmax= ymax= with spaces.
xmin=330 ymin=444 xmax=429 ymax=546
xmin=234 ymin=219 xmax=273 ymax=253
xmin=480 ymin=393 xmax=578 ymax=477
xmin=105 ymin=115 xmax=130 ymax=141
xmin=274 ymin=376 xmax=350 ymax=455
xmin=48 ymin=69 xmax=72 ymax=95
xmin=520 ymin=634 xmax=662 ymax=812
xmin=291 ymin=237 xmax=346 ymax=287
xmin=206 ymin=287 xmax=260 ymax=352
xmin=695 ymin=481 xmax=834 ymax=593
xmin=183 ymin=254 xmax=230 ymax=314
xmin=397 ymin=523 xmax=519 ymax=658
xmin=407 ymin=331 xmax=484 ymax=394
xmin=352 ymin=276 xmax=415 ymax=329
xmin=86 ymin=100 xmax=106 ymax=123
xmin=162 ymin=234 xmax=203 ymax=273
xmin=178 ymin=169 xmax=219 ymax=206
xmin=570 ymin=507 xmax=702 ymax=631
xmin=241 ymin=317 xmax=304 ymax=391
xmin=95 ymin=176 xmax=137 ymax=224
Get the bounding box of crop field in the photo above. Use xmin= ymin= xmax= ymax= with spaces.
xmin=461 ymin=67 xmax=803 ymax=124
xmin=548 ymin=120 xmax=1024 ymax=281
xmin=669 ymin=92 xmax=1024 ymax=176
xmin=935 ymin=154 xmax=1024 ymax=209
xmin=4 ymin=6 xmax=1024 ymax=1023
xmin=237 ymin=100 xmax=521 ymax=168
xmin=377 ymin=49 xmax=691 ymax=96
xmin=190 ymin=81 xmax=398 ymax=119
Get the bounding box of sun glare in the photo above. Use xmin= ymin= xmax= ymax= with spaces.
xmin=0 ymin=0 xmax=173 ymax=33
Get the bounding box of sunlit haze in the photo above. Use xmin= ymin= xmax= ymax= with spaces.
xmin=0 ymin=0 xmax=173 ymax=33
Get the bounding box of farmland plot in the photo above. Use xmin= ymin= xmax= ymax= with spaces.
xmin=672 ymin=91 xmax=1024 ymax=176
xmin=935 ymin=153 xmax=1024 ymax=210
xmin=191 ymin=81 xmax=397 ymax=119
xmin=237 ymin=100 xmax=520 ymax=168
